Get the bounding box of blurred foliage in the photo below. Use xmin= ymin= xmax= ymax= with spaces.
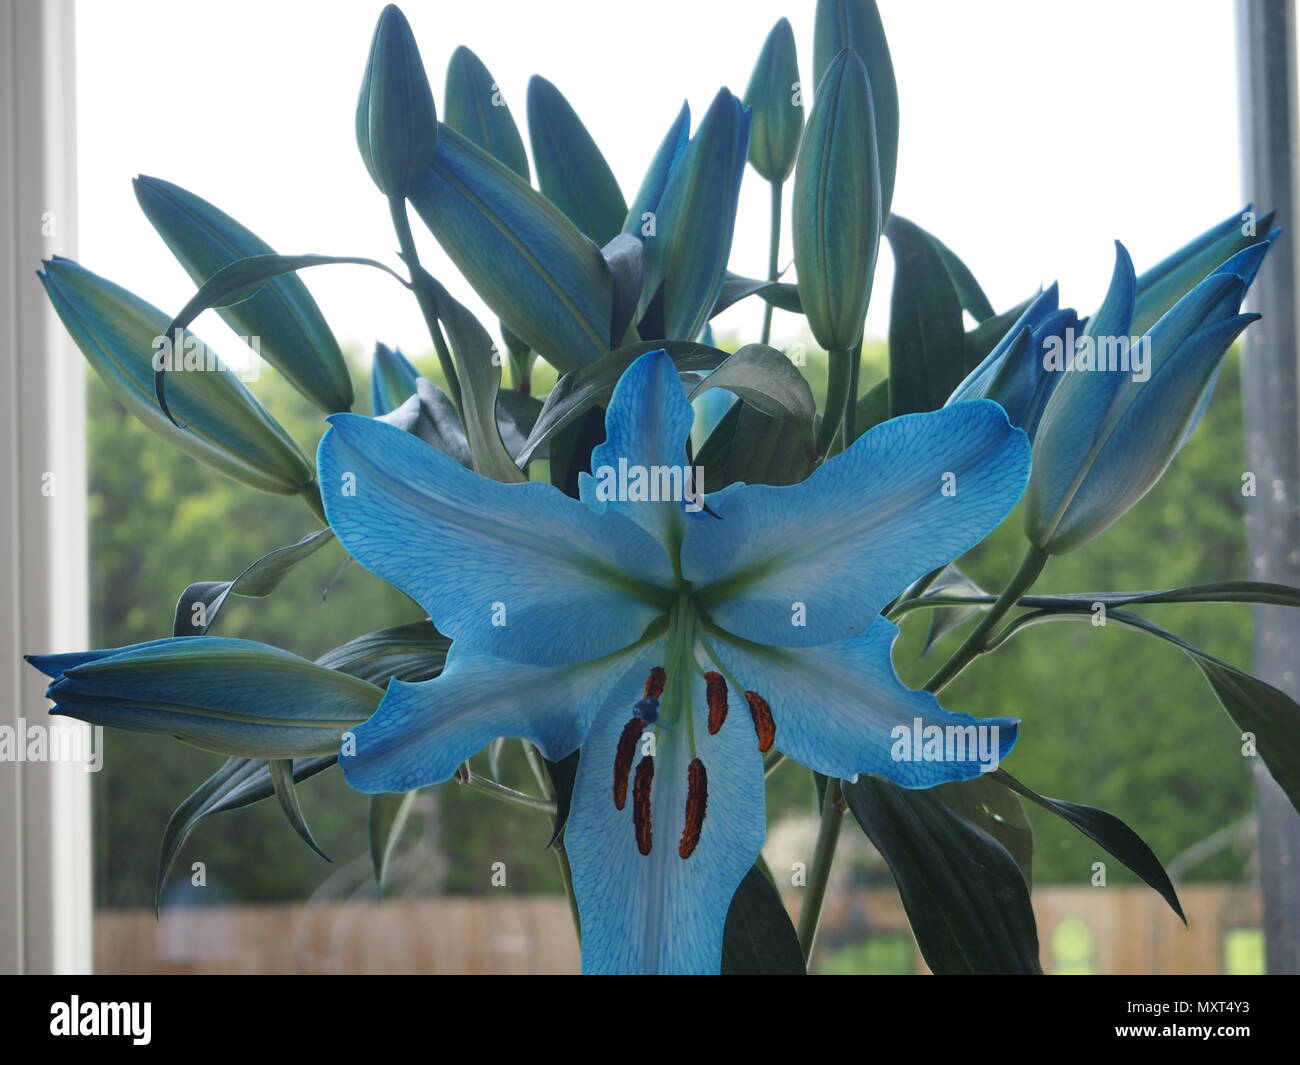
xmin=89 ymin=339 xmax=1255 ymax=909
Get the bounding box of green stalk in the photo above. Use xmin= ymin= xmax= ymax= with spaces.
xmin=760 ymin=180 xmax=782 ymax=347
xmin=842 ymin=342 xmax=861 ymax=449
xmin=387 ymin=195 xmax=463 ymax=418
xmin=456 ymin=767 xmax=554 ymax=815
xmin=815 ymin=346 xmax=855 ymax=458
xmin=521 ymin=740 xmax=583 ymax=944
xmin=796 ymin=776 xmax=846 ymax=963
xmin=922 ymin=545 xmax=1050 ymax=693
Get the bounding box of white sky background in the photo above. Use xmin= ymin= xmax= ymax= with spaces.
xmin=74 ymin=0 xmax=1242 ymax=371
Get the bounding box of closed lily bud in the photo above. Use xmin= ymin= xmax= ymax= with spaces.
xmin=356 ymin=5 xmax=439 ymax=198
xmin=792 ymin=48 xmax=882 ymax=352
xmin=27 ymin=638 xmax=383 ymax=760
xmin=1025 ymin=236 xmax=1273 ymax=553
xmin=744 ymin=18 xmax=804 ymax=184
xmin=39 ymin=257 xmax=313 ymax=495
xmin=947 ymin=284 xmax=1079 ymax=438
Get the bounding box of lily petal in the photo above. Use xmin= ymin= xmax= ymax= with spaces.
xmin=709 ymin=619 xmax=1018 ymax=783
xmin=579 ymin=349 xmax=696 ymax=547
xmin=318 ymin=413 xmax=673 ymax=667
xmin=566 ymin=667 xmax=766 ymax=974
xmin=685 ymin=400 xmax=1030 ymax=648
xmin=342 ymin=640 xmax=659 ymax=794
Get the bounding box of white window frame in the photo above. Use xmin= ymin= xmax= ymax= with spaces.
xmin=0 ymin=0 xmax=91 ymax=975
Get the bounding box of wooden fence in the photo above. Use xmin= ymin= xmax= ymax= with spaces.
xmin=94 ymin=884 xmax=1263 ymax=975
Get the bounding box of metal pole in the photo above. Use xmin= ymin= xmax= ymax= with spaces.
xmin=1236 ymin=0 xmax=1300 ymax=975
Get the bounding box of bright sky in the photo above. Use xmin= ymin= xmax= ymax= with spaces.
xmin=74 ymin=0 xmax=1243 ymax=368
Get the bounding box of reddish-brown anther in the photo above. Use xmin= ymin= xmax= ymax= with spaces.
xmin=705 ymin=671 xmax=728 ymax=734
xmin=633 ymin=756 xmax=655 ymax=855
xmin=679 ymin=758 xmax=708 ymax=859
xmin=612 ymin=717 xmax=644 ymax=810
xmin=744 ymin=691 xmax=776 ymax=752
xmin=644 ymin=666 xmax=667 ymax=699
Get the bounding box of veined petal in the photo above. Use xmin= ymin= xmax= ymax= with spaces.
xmin=708 ymin=619 xmax=1018 ymax=783
xmin=579 ymin=350 xmax=696 ymax=547
xmin=685 ymin=400 xmax=1030 ymax=648
xmin=566 ymin=667 xmax=766 ymax=974
xmin=342 ymin=640 xmax=659 ymax=794
xmin=317 ymin=413 xmax=673 ymax=667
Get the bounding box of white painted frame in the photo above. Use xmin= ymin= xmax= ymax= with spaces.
xmin=0 ymin=0 xmax=91 ymax=974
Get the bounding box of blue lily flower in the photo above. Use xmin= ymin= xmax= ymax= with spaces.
xmin=947 ymin=284 xmax=1080 ymax=438
xmin=1026 ymin=236 xmax=1273 ymax=553
xmin=317 ymin=350 xmax=1031 ymax=974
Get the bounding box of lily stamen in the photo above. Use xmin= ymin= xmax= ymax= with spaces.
xmin=633 ymin=756 xmax=655 ymax=855
xmin=613 ymin=717 xmax=644 ymax=810
xmin=744 ymin=690 xmax=776 ymax=752
xmin=679 ymin=758 xmax=708 ymax=859
xmin=705 ymin=671 xmax=728 ymax=734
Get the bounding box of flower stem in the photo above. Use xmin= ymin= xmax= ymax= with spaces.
xmin=815 ymin=347 xmax=855 ymax=458
xmin=796 ymin=775 xmax=846 ymax=964
xmin=387 ymin=194 xmax=463 ymax=418
xmin=760 ymin=180 xmax=782 ymax=347
xmin=922 ymin=545 xmax=1050 ymax=693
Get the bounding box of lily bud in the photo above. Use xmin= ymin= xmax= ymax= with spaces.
xmin=947 ymin=285 xmax=1079 ymax=438
xmin=1026 ymin=236 xmax=1273 ymax=553
xmin=39 ymin=257 xmax=313 ymax=495
xmin=356 ymin=5 xmax=438 ymax=198
xmin=27 ymin=638 xmax=383 ymax=759
xmin=744 ymin=18 xmax=804 ymax=184
xmin=792 ymin=48 xmax=882 ymax=352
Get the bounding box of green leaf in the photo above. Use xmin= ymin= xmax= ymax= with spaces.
xmin=515 ymin=340 xmax=729 ymax=466
xmin=919 ymin=565 xmax=988 ymax=656
xmin=527 ymin=75 xmax=628 ymax=246
xmin=544 ymin=751 xmax=581 ymax=847
xmin=173 ymin=528 xmax=336 ymax=636
xmin=935 ymin=775 xmax=1033 ymax=882
xmin=270 ymin=757 xmax=330 ymax=862
xmin=155 ymin=755 xmax=335 ymax=912
xmin=1005 ymin=607 xmax=1300 ymax=816
xmin=369 ymin=791 xmax=416 ymax=895
xmin=39 ymin=257 xmax=313 ymax=495
xmin=154 ymin=252 xmax=408 ymax=426
xmin=135 ymin=176 xmax=355 ymax=414
xmin=686 ymin=343 xmax=817 ymax=445
xmin=443 ymin=45 xmax=530 ymax=181
xmin=316 ymin=620 xmax=450 ymax=686
xmin=996 ymin=769 xmax=1184 ymax=922
xmin=602 ymin=233 xmax=645 ymax=347
xmin=424 ymin=275 xmax=528 ymax=483
xmin=928 ymin=231 xmax=995 ymax=322
xmin=712 ymin=272 xmax=803 ymax=318
xmin=721 ymin=865 xmax=806 ymax=974
xmin=843 ymin=775 xmax=1041 ymax=974
xmin=885 ymin=215 xmax=968 ymax=416
xmin=812 ymin=0 xmax=898 ymax=213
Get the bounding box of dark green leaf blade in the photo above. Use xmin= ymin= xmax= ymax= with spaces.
xmin=722 ymin=865 xmax=806 ymax=974
xmin=844 ymin=775 xmax=1041 ymax=974
xmin=996 ymin=769 xmax=1183 ymax=922
xmin=369 ymin=791 xmax=417 ymax=895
